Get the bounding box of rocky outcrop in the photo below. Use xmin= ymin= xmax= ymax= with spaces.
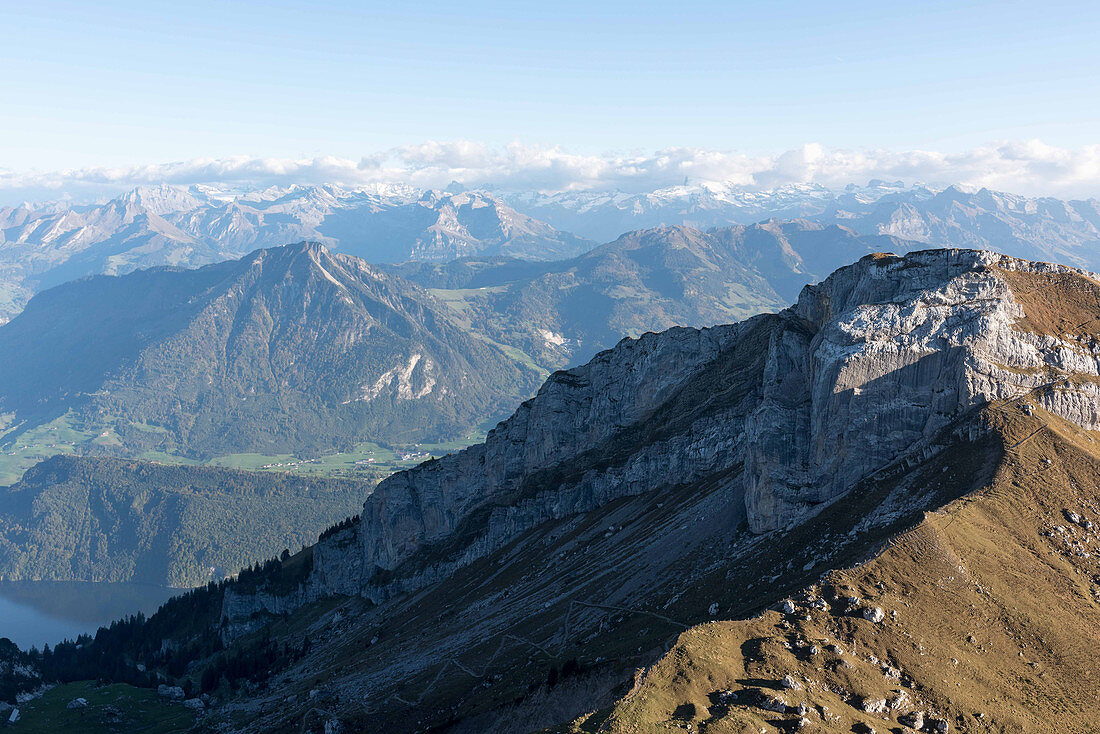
xmin=747 ymin=250 xmax=1100 ymax=531
xmin=227 ymin=248 xmax=1100 ymax=619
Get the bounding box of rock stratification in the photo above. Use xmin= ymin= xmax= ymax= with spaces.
xmin=253 ymin=249 xmax=1100 ymax=608
xmin=745 ymin=250 xmax=1100 ymax=530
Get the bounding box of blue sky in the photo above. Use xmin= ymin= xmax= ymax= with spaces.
xmin=2 ymin=0 xmax=1098 ymax=173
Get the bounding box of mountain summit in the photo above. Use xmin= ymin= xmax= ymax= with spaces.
xmin=0 ymin=242 xmax=541 ymax=458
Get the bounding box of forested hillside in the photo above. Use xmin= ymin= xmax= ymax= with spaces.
xmin=0 ymin=454 xmax=372 ymax=586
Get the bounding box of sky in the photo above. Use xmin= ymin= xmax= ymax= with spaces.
xmin=2 ymin=0 xmax=1100 ymax=199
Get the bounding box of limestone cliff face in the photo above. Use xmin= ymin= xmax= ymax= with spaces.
xmin=353 ymin=319 xmax=768 ymax=599
xmin=227 ymin=248 xmax=1100 ymax=621
xmin=745 ymin=250 xmax=1100 ymax=531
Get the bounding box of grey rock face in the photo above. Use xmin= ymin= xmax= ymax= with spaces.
xmin=226 ymin=248 xmax=1100 ymax=621
xmin=357 ymin=320 xmax=760 ymax=587
xmin=744 ymin=249 xmax=1100 ymax=530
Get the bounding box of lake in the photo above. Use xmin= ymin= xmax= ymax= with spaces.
xmin=0 ymin=581 xmax=183 ymax=650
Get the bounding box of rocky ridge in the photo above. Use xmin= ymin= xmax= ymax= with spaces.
xmin=227 ymin=248 xmax=1100 ymax=622
xmin=38 ymin=246 xmax=1098 ymax=733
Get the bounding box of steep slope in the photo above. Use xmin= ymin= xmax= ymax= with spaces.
xmin=593 ymin=401 xmax=1100 ymax=734
xmin=0 ymin=455 xmax=374 ymax=586
xmin=0 ymin=187 xmax=592 ymax=321
xmin=303 ymin=249 xmax=1100 ymax=606
xmin=210 ymin=248 xmax=1100 ymax=732
xmin=0 ymin=242 xmax=541 ymax=459
xmin=23 ymin=248 xmax=1100 ymax=733
xmin=388 ymin=221 xmax=916 ymax=367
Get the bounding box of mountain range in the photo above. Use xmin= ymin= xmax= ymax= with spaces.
xmin=0 ymin=223 xmax=921 ymax=468
xmin=19 ymin=248 xmax=1100 ymax=733
xmin=387 ymin=220 xmax=919 ymax=367
xmin=0 ymin=186 xmax=592 ymax=322
xmin=4 ymin=180 xmax=1100 ymax=327
xmin=505 ymin=180 xmax=1100 ymax=267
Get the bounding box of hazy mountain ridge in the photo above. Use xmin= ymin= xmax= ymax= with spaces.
xmin=5 ymin=180 xmax=1100 ymax=327
xmin=0 ymin=222 xmax=913 ymax=471
xmin=388 ymin=221 xmax=922 ymax=367
xmin=505 ymin=181 xmax=1100 ymax=270
xmin=0 ymin=242 xmax=541 ymax=460
xmin=502 ymin=180 xmax=922 ymax=241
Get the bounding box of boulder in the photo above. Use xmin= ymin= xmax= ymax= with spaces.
xmin=888 ymin=690 xmax=910 ymax=710
xmin=862 ymin=606 xmax=886 ymax=623
xmin=899 ymin=710 xmax=925 ymax=729
xmin=66 ymin=697 xmax=88 ymax=709
xmin=157 ymin=684 xmax=185 ymax=700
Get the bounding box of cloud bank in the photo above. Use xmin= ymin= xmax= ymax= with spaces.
xmin=3 ymin=141 xmax=1100 ymax=205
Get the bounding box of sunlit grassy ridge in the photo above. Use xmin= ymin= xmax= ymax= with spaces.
xmin=572 ymin=402 xmax=1100 ymax=733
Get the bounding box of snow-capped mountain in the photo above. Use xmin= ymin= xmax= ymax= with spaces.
xmin=505 ymin=180 xmax=1100 ymax=270
xmin=0 ymin=185 xmax=594 ymax=321
xmin=4 ymin=179 xmax=1100 ymax=325
xmin=503 ymin=180 xmax=937 ymax=242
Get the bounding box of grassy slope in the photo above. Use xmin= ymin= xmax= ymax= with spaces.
xmin=12 ymin=682 xmax=193 ymax=733
xmin=209 ymin=400 xmax=996 ymax=733
xmin=584 ymin=401 xmax=1100 ymax=733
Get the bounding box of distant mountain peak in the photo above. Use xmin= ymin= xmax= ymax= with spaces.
xmin=0 ymin=242 xmax=542 ymax=459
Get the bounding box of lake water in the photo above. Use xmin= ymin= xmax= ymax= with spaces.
xmin=0 ymin=581 xmax=183 ymax=650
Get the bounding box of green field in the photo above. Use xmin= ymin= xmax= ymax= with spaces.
xmin=11 ymin=682 xmax=194 ymax=733
xmin=0 ymin=413 xmax=94 ymax=485
xmin=0 ymin=416 xmax=495 ymax=487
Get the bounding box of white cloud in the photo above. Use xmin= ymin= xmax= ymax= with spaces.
xmin=2 ymin=141 xmax=1100 ymax=205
